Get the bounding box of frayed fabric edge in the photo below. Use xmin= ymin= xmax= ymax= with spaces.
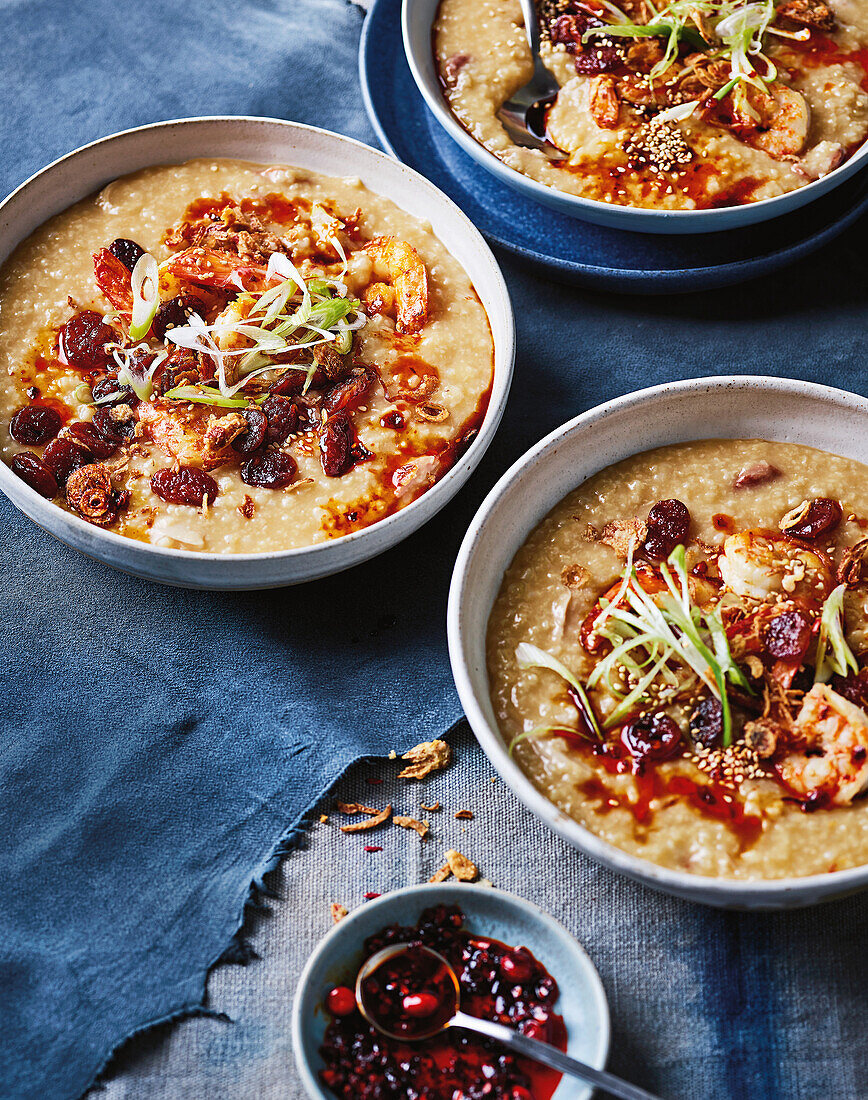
xmin=83 ymin=752 xmax=367 ymax=1099
xmin=83 ymin=719 xmax=466 ymax=1098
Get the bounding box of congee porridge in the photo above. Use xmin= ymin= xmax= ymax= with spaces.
xmin=434 ymin=0 xmax=868 ymax=209
xmin=487 ymin=440 xmax=868 ymax=879
xmin=0 ymin=160 xmax=493 ymax=552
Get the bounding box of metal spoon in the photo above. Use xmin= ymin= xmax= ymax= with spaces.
xmin=356 ymin=943 xmax=664 ymax=1100
xmin=495 ymin=0 xmax=566 ymax=160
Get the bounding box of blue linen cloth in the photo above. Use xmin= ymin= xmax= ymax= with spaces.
xmin=1 ymin=2 xmax=867 ymax=1099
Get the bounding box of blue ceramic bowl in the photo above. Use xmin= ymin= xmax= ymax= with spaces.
xmin=292 ymin=883 xmax=611 ymax=1100
xmin=403 ymin=0 xmax=868 ymax=234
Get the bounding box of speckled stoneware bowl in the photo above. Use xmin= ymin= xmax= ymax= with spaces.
xmin=291 ymin=883 xmax=610 ymax=1100
xmin=448 ymin=376 xmax=868 ymax=909
xmin=0 ymin=117 xmax=514 ymax=589
xmin=403 ymin=0 xmax=868 ymax=234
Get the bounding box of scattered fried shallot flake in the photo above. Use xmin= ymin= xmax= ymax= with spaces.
xmin=600 ymin=518 xmax=648 ymax=558
xmin=237 ymin=494 xmax=255 ymax=518
xmin=420 ymin=801 xmax=441 ymax=812
xmin=364 ymin=892 xmax=381 ymax=900
xmin=394 ymin=814 xmax=429 ymax=839
xmin=838 ymin=538 xmax=868 ymax=589
xmin=561 ymin=564 xmax=589 ymax=590
xmin=339 ymin=804 xmax=393 ymax=833
xmin=388 ymin=750 xmax=397 ymax=760
xmin=583 ymin=523 xmax=600 ymax=541
xmin=429 ymin=864 xmax=452 ymax=883
xmin=331 ymin=903 xmax=348 ymax=924
xmin=445 ymin=849 xmax=479 ymax=882
xmin=734 ymin=461 xmax=781 ymax=489
xmin=319 ymin=814 xmax=329 ymax=824
xmin=454 ymin=809 xmax=474 ymax=820
xmin=746 ymin=655 xmax=765 ymax=679
xmin=398 ymin=739 xmax=452 ymax=779
xmin=337 ymin=802 xmax=380 ymax=816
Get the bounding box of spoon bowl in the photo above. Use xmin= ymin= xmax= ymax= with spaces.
xmin=494 ymin=0 xmax=565 ymax=160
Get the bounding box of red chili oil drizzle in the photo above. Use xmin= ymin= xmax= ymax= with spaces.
xmin=575 ymin=737 xmax=764 ymax=851
xmin=320 ymin=374 xmax=494 ymax=539
xmin=182 ymin=191 xmax=302 ymax=226
xmin=319 ymin=905 xmax=567 ymax=1100
xmin=787 ymin=33 xmax=868 ymax=93
xmin=27 ymin=394 xmax=73 ymax=424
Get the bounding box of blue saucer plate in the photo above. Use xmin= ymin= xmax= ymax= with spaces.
xmin=359 ymin=0 xmax=868 ymax=293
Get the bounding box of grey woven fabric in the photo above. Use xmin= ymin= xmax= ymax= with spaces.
xmin=92 ymin=722 xmax=865 ymax=1100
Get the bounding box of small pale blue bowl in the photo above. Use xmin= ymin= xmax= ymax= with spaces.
xmin=292 ymin=883 xmax=610 ymax=1100
xmin=403 ymin=0 xmax=868 ymax=234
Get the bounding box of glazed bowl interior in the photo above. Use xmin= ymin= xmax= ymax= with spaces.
xmin=403 ymin=0 xmax=868 ymax=234
xmin=291 ymin=883 xmax=610 ymax=1100
xmin=0 ymin=117 xmax=514 ymax=589
xmin=448 ymin=377 xmax=868 ymax=908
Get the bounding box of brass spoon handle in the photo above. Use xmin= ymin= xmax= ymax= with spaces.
xmin=449 ymin=1010 xmax=665 ymax=1100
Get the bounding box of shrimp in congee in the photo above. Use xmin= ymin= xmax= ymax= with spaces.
xmin=488 ymin=439 xmax=868 ymax=880
xmin=0 ymin=160 xmax=494 ymax=553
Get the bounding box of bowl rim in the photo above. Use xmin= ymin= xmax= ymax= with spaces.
xmin=0 ymin=114 xmax=514 ymax=565
xmin=401 ymin=0 xmax=868 ymax=227
xmin=290 ymin=881 xmax=612 ymax=1099
xmin=447 ymin=374 xmax=868 ymax=902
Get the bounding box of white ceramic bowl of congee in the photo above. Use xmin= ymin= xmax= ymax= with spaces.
xmin=403 ymin=0 xmax=868 ymax=234
xmin=449 ymin=376 xmax=868 ymax=909
xmin=0 ymin=117 xmax=514 ymax=588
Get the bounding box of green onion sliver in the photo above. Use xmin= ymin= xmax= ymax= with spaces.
xmin=128 ymin=253 xmax=160 ymax=341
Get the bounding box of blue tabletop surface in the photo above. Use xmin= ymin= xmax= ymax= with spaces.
xmin=0 ymin=2 xmax=866 ymax=1099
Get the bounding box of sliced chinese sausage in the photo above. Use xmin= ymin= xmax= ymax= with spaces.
xmin=643 ymin=499 xmax=690 ymax=559
xmin=689 ymin=697 xmax=723 ymax=749
xmin=10 ymin=405 xmax=62 ymax=445
xmin=761 ymin=610 xmax=812 ymax=661
xmin=621 ymin=712 xmax=682 ymax=763
xmin=42 ymin=437 xmax=93 ymax=486
xmin=781 ymin=498 xmax=843 ymax=541
xmin=231 ymin=407 xmax=268 ymax=455
xmin=108 ymin=237 xmax=146 ymax=271
xmin=66 ymin=421 xmax=119 ymax=460
xmin=261 ymin=396 xmax=299 ymax=445
xmin=151 ymin=465 xmax=218 ymax=506
xmin=9 ymin=453 xmax=58 ymax=498
xmin=58 ymin=310 xmax=115 ymax=371
xmin=319 ymin=411 xmax=353 ymax=478
xmin=240 ymin=451 xmax=297 ymax=489
xmin=734 ymin=460 xmax=781 ymax=489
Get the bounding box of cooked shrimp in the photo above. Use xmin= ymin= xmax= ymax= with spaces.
xmin=777 ymin=683 xmax=868 ymax=805
xmin=138 ymin=402 xmax=246 ymax=471
xmin=718 ymin=530 xmax=831 ymax=605
xmin=164 ymin=247 xmax=270 ymax=294
xmin=93 ymin=248 xmax=133 ymax=314
xmin=363 ymin=236 xmax=429 ymax=335
xmin=138 ymin=401 xmax=206 ymax=467
xmin=750 ymin=84 xmax=811 ymax=159
xmin=589 ymin=76 xmax=621 ymax=130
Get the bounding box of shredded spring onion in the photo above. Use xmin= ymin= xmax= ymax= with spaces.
xmin=162 ymin=385 xmax=264 ymax=408
xmin=584 ymin=0 xmax=779 ymax=101
xmin=590 ymin=545 xmax=749 ymax=746
xmin=129 ymin=253 xmax=160 ymax=341
xmin=164 ymin=262 xmax=366 ymax=400
xmin=515 ymin=642 xmax=603 ymax=740
xmin=815 ymin=584 xmax=860 ymax=684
